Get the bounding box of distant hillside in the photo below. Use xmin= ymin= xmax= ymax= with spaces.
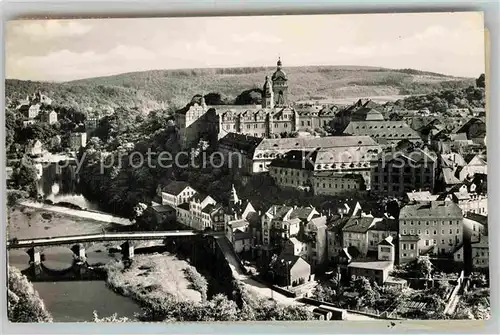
xmin=6 ymin=66 xmax=474 ymax=113
xmin=5 ymin=79 xmax=166 ymax=114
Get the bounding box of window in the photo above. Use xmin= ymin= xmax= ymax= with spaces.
xmin=403 ymin=253 xmax=407 ymax=258
xmin=433 ymin=230 xmax=437 ymax=235
xmin=449 ymin=229 xmax=453 ymax=234
xmin=425 ymin=240 xmax=429 ymax=246
xmin=410 ymin=244 xmax=415 ymax=250
xmin=417 ymin=230 xmax=421 ymax=235
xmin=441 ymin=230 xmax=445 ymax=235
xmin=402 ymin=244 xmax=407 ymax=250
xmin=403 ymin=229 xmax=407 ymax=235
xmin=441 ymin=239 xmax=445 ymax=244
xmin=425 ymin=230 xmax=429 ymax=235
xmin=410 ymin=229 xmax=414 ymax=234
xmin=456 ymin=229 xmax=460 ymax=234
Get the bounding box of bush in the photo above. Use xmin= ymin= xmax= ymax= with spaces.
xmin=7 ymin=189 xmax=29 ymax=207
xmin=183 ymin=267 xmax=208 ymax=302
xmin=8 ymin=266 xmax=53 ymax=322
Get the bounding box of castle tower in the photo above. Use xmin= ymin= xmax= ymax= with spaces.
xmin=262 ymin=75 xmax=274 ymax=109
xmin=272 ymin=57 xmax=288 ymax=107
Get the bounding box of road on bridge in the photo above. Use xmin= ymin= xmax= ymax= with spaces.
xmin=7 ymin=231 xmax=199 ymax=248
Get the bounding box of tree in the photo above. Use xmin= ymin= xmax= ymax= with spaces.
xmin=8 ymin=266 xmax=53 ymax=322
xmin=415 ymin=257 xmax=433 ymax=279
xmin=476 ymin=73 xmax=485 ymax=88
xmin=11 ymin=158 xmax=39 ymax=197
xmin=234 ymin=88 xmax=262 ymax=105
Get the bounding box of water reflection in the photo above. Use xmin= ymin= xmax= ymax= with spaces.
xmin=33 ymin=281 xmax=142 ymax=322
xmin=37 ymin=162 xmax=98 ymax=210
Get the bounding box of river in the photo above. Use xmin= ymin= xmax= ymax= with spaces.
xmin=9 ymin=248 xmax=143 ymax=322
xmin=9 ymin=163 xmax=143 ymax=322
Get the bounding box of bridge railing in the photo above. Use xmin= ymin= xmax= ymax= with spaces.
xmin=7 ymin=230 xmax=200 ymax=248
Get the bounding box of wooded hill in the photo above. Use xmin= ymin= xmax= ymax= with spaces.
xmin=6 ymin=66 xmax=474 ymax=114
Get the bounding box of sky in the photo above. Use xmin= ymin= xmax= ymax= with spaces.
xmin=5 ymin=12 xmax=485 ymax=82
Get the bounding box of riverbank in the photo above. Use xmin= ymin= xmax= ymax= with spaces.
xmin=104 ymin=253 xmax=205 ymax=306
xmin=19 ymin=200 xmax=132 ymax=225
xmin=7 ymin=206 xmax=113 ymax=240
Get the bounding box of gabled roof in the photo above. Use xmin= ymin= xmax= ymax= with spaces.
xmin=218 ymin=133 xmax=263 ymax=157
xmin=290 ymin=206 xmax=317 ymax=220
xmin=228 ymin=219 xmax=249 ymax=229
xmin=309 ymin=216 xmax=327 ymax=229
xmin=342 ymin=217 xmax=375 ymax=233
xmin=348 ymin=261 xmax=393 ymax=270
xmin=378 ymin=236 xmax=394 ymax=247
xmin=288 ymin=237 xmax=305 ymax=246
xmin=442 ymin=167 xmax=461 ymax=185
xmin=399 ymin=235 xmax=421 ymax=242
xmin=406 ymin=191 xmax=438 ymax=202
xmin=400 ymin=201 xmax=463 ymax=219
xmin=370 ymin=217 xmax=398 ymax=232
xmin=202 ymin=203 xmax=222 ymax=214
xmin=266 ymin=205 xmax=293 ymax=220
xmin=343 ymin=121 xmax=422 ymax=141
xmin=161 ymin=181 xmax=192 ymax=196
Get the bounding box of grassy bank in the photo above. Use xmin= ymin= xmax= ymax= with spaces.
xmin=104 ymin=253 xmax=205 ymax=305
xmin=7 ymin=206 xmax=112 ymax=240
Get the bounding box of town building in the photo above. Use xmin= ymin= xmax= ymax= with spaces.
xmin=437 ymin=184 xmax=488 ymax=216
xmin=189 ymin=193 xmax=218 ymax=231
xmin=252 ymin=136 xmax=381 ymax=179
xmin=342 ymin=120 xmax=422 ymax=146
xmin=267 ymin=148 xmax=368 ymax=194
xmin=225 ymin=219 xmax=252 ymax=253
xmin=471 ymin=235 xmax=489 ymax=270
xmin=312 ymin=172 xmax=366 ymax=196
xmin=25 ymin=139 xmax=44 ymax=157
xmin=331 ymin=99 xmax=383 ymax=133
xmin=371 ymin=148 xmax=437 ymax=196
xmin=41 ymin=110 xmax=58 ymax=124
xmin=218 ymin=133 xmax=263 ymax=176
xmin=342 ymin=215 xmax=398 ymax=258
xmin=69 ymin=132 xmax=87 ymax=151
xmin=84 ymin=117 xmax=99 ymax=134
xmin=378 ymin=236 xmax=396 ymax=262
xmin=398 ymin=201 xmax=463 ymax=263
xmin=270 ymin=254 xmax=312 ymax=287
xmin=347 ymin=261 xmax=394 ymax=285
xmin=160 ymin=181 xmax=198 ymax=207
xmin=175 ymin=59 xmax=340 ymax=148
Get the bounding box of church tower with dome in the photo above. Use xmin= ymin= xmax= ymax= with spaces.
xmin=271 ymin=57 xmax=288 ymax=107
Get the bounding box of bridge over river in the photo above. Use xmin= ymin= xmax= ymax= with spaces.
xmin=8 ymin=230 xmax=206 ymax=280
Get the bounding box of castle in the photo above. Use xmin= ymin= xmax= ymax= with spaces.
xmin=175 ymin=58 xmax=339 ymax=148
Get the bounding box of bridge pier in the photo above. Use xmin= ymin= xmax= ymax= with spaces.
xmin=71 ymin=244 xmax=87 ymax=263
xmin=121 ymin=241 xmax=135 ymax=261
xmin=27 ymin=247 xmax=42 ymax=278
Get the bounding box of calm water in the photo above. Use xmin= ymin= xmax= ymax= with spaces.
xmin=9 ymin=248 xmax=142 ymax=322
xmin=9 ymin=162 xmax=142 ymax=321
